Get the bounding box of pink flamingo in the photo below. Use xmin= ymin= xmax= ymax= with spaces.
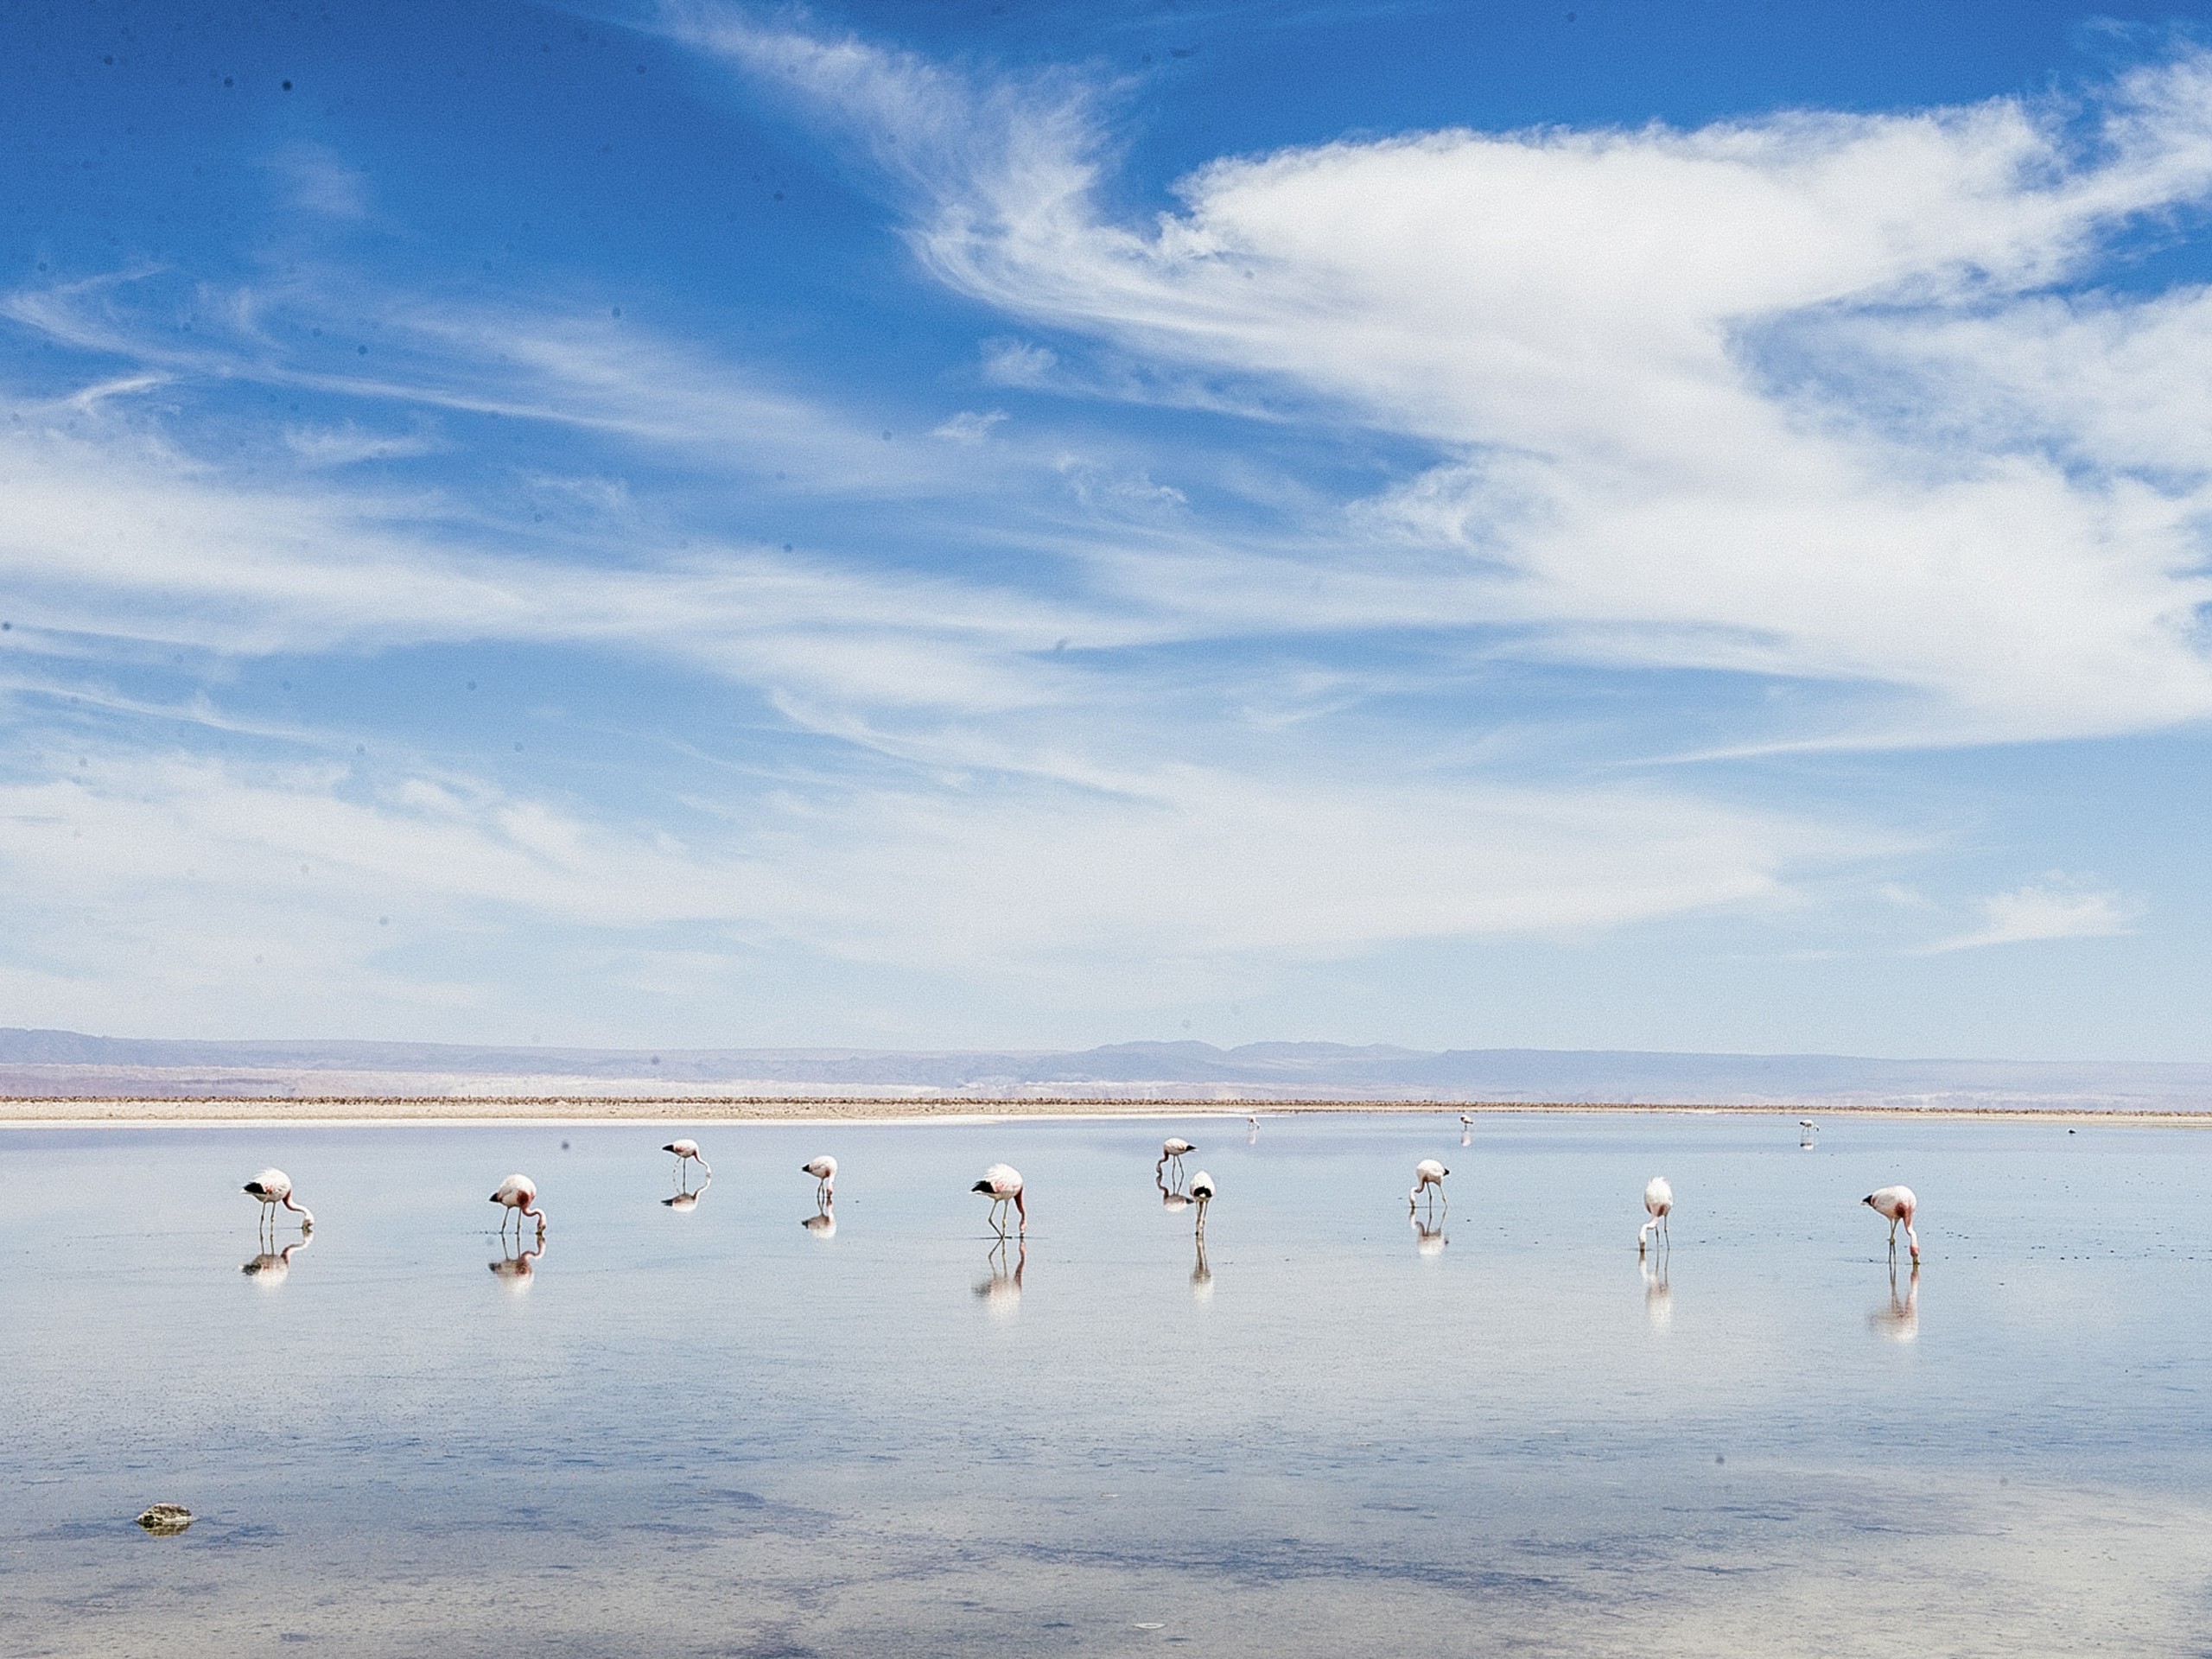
xmin=1638 ymin=1176 xmax=1673 ymax=1253
xmin=1864 ymin=1185 xmax=1919 ymax=1261
xmin=1189 ymin=1169 xmax=1215 ymax=1233
xmin=973 ymin=1163 xmax=1026 ymax=1236
xmin=663 ymin=1139 xmax=711 ymax=1178
xmin=491 ymin=1173 xmax=547 ymax=1237
xmin=244 ymin=1168 xmax=313 ymax=1231
xmin=1409 ymin=1158 xmax=1448 ymax=1213
xmin=1158 ymin=1138 xmax=1196 ymax=1183
xmin=802 ymin=1155 xmax=838 ymax=1205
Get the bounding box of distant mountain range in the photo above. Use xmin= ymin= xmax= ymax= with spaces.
xmin=0 ymin=1028 xmax=2206 ymax=1109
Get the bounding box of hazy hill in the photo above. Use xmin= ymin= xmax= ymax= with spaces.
xmin=0 ymin=1028 xmax=2205 ymax=1109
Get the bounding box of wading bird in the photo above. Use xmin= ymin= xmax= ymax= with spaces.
xmin=1638 ymin=1177 xmax=1673 ymax=1253
xmin=244 ymin=1169 xmax=313 ymax=1232
xmin=973 ymin=1163 xmax=1026 ymax=1236
xmin=1189 ymin=1169 xmax=1214 ymax=1232
xmin=1864 ymin=1185 xmax=1919 ymax=1261
xmin=1409 ymin=1159 xmax=1448 ymax=1213
xmin=802 ymin=1155 xmax=837 ymax=1205
xmin=1247 ymin=1116 xmax=1259 ymax=1143
xmin=491 ymin=1173 xmax=546 ymax=1237
xmin=1459 ymin=1113 xmax=1474 ymax=1146
xmin=663 ymin=1139 xmax=710 ymax=1179
xmin=1159 ymin=1138 xmax=1196 ymax=1181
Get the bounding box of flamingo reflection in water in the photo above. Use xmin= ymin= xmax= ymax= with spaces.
xmin=489 ymin=1234 xmax=545 ymax=1293
xmin=976 ymin=1237 xmax=1025 ymax=1313
xmin=801 ymin=1208 xmax=837 ymax=1238
xmin=663 ymin=1174 xmax=710 ymax=1212
xmin=242 ymin=1230 xmax=312 ymax=1284
xmin=1410 ymin=1212 xmax=1446 ymax=1257
xmin=664 ymin=1150 xmax=710 ymax=1212
xmin=1157 ymin=1154 xmax=1192 ymax=1211
xmin=1872 ymin=1260 xmax=1920 ymax=1342
xmin=1640 ymin=1249 xmax=1672 ymax=1331
xmin=1191 ymin=1230 xmax=1214 ymax=1300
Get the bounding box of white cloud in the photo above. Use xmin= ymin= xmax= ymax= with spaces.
xmin=284 ymin=421 xmax=439 ymax=466
xmin=1923 ymin=881 xmax=2144 ymax=953
xmin=933 ymin=408 xmax=1007 ymax=442
xmin=270 ymin=143 xmax=372 ymax=219
xmin=0 ymin=741 xmax=1866 ymax=1034
xmin=678 ymin=18 xmax=2212 ymax=748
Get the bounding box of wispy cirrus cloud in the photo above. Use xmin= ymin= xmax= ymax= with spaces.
xmin=1923 ymin=881 xmax=2145 ymax=954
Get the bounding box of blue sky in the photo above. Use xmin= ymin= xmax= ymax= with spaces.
xmin=8 ymin=0 xmax=2212 ymax=1057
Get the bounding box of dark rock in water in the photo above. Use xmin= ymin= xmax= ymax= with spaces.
xmin=135 ymin=1504 xmax=194 ymax=1535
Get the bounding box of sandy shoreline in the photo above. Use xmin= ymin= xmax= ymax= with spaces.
xmin=2 ymin=1094 xmax=2209 ymax=1128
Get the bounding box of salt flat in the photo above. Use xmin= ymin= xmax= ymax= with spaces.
xmin=3 ymin=1112 xmax=2208 ymax=1657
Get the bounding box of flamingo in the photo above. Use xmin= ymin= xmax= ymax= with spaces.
xmin=1409 ymin=1159 xmax=1448 ymax=1212
xmin=1864 ymin=1185 xmax=1919 ymax=1261
xmin=1247 ymin=1115 xmax=1258 ymax=1143
xmin=662 ymin=1139 xmax=711 ymax=1179
xmin=244 ymin=1168 xmax=313 ymax=1231
xmin=1159 ymin=1138 xmax=1196 ymax=1182
xmin=972 ymin=1163 xmax=1026 ymax=1236
xmin=801 ymin=1155 xmax=837 ymax=1205
xmin=1638 ymin=1176 xmax=1673 ymax=1253
xmin=1459 ymin=1112 xmax=1474 ymax=1146
xmin=1189 ymin=1169 xmax=1214 ymax=1232
xmin=491 ymin=1173 xmax=546 ymax=1236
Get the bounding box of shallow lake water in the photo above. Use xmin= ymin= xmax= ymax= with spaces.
xmin=3 ymin=1112 xmax=2209 ymax=1658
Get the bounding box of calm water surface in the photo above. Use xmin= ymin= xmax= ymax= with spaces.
xmin=3 ymin=1113 xmax=2209 ymax=1657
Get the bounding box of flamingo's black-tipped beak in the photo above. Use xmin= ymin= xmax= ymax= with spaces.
xmin=663 ymin=1144 xmax=677 ymax=1154
xmin=970 ymin=1180 xmax=992 ymax=1193
xmin=1862 ymin=1194 xmax=1877 ymax=1207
